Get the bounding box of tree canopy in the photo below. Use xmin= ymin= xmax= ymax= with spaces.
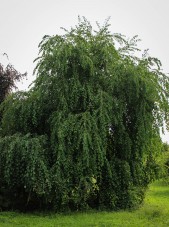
xmin=0 ymin=17 xmax=169 ymax=211
xmin=0 ymin=62 xmax=26 ymax=104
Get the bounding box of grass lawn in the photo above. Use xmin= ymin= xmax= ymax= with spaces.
xmin=1 ymin=180 xmax=169 ymax=226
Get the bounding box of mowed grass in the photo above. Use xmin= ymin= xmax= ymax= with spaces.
xmin=1 ymin=180 xmax=169 ymax=227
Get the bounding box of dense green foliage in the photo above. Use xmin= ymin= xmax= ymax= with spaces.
xmin=161 ymin=142 xmax=169 ymax=182
xmin=0 ymin=17 xmax=169 ymax=211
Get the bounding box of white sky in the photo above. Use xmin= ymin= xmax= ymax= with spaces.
xmin=0 ymin=0 xmax=169 ymax=142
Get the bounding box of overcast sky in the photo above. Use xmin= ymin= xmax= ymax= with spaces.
xmin=0 ymin=0 xmax=169 ymax=141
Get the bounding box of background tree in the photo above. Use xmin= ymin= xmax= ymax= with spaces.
xmin=0 ymin=62 xmax=26 ymax=104
xmin=0 ymin=17 xmax=169 ymax=211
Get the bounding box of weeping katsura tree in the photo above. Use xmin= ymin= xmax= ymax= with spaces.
xmin=0 ymin=17 xmax=169 ymax=211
